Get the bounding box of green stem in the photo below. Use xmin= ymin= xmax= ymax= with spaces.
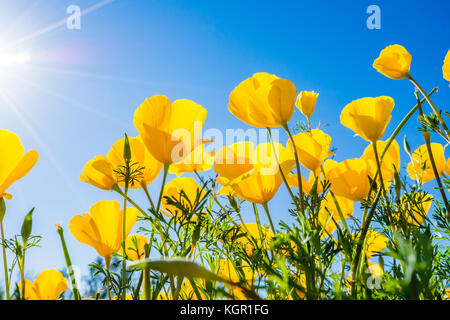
xmin=105 ymin=255 xmax=112 ymax=300
xmin=20 ymin=247 xmax=25 ymax=300
xmin=155 ymin=163 xmax=170 ymax=215
xmin=143 ymin=236 xmax=152 ymax=300
xmin=261 ymin=202 xmax=276 ymax=233
xmin=252 ymin=203 xmax=264 ymax=240
xmin=0 ymin=220 xmax=10 ymax=299
xmin=372 ymin=142 xmax=386 ymax=197
xmin=121 ymin=180 xmax=129 ymax=300
xmin=414 ymin=90 xmax=450 ymax=215
xmin=351 ymin=187 xmax=383 ymax=295
xmin=320 ymin=165 xmax=350 ymax=234
xmin=267 ymin=128 xmax=300 ymax=213
xmin=379 ymin=87 xmax=438 ymax=160
xmin=56 ymin=225 xmax=81 ymax=300
xmin=408 ymin=76 xmax=450 ymax=141
xmin=142 ymin=183 xmax=156 ymax=211
xmin=154 ymin=163 xmax=176 ymax=297
xmin=282 ymin=124 xmax=306 ymax=216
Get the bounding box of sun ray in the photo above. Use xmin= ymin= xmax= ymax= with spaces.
xmin=23 ymin=64 xmax=161 ymax=86
xmin=11 ymin=72 xmax=127 ymax=126
xmin=0 ymin=0 xmax=43 ymax=41
xmin=0 ymin=89 xmax=87 ymax=207
xmin=1 ymin=0 xmax=116 ymax=51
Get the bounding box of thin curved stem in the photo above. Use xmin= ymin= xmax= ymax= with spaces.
xmin=266 ymin=127 xmax=301 ymax=214
xmin=0 ymin=220 xmax=10 ymax=299
xmin=121 ymin=182 xmax=129 ymax=300
xmin=262 ymin=202 xmax=276 ymax=233
xmin=105 ymin=255 xmax=112 ymax=300
xmin=408 ymin=76 xmax=450 ymax=141
xmin=282 ymin=124 xmax=306 ymax=216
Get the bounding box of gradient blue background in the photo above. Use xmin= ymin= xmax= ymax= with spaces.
xmin=0 ymin=0 xmax=449 ymax=288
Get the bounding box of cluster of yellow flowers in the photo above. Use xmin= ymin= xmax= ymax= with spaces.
xmin=0 ymin=44 xmax=449 ymax=300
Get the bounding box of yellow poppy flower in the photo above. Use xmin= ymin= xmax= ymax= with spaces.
xmin=446 ymin=158 xmax=450 ymax=175
xmin=0 ymin=129 xmax=39 ymax=200
xmin=365 ymin=230 xmax=388 ymax=258
xmin=318 ymin=193 xmax=354 ymax=237
xmin=169 ymin=144 xmax=215 ymax=176
xmin=442 ymin=49 xmax=450 ymax=86
xmin=340 ymin=96 xmax=394 ymax=143
xmin=180 ymin=279 xmax=207 ymax=300
xmin=395 ymin=193 xmax=433 ymax=226
xmin=214 ymin=141 xmax=255 ymax=186
xmin=367 ymin=262 xmax=384 ymax=277
xmin=288 ymin=159 xmax=339 ymax=194
xmin=69 ymin=200 xmax=140 ymax=258
xmin=79 ymin=155 xmax=117 ymax=190
xmin=217 ymin=259 xmax=253 ymax=300
xmin=228 ymin=72 xmax=297 ymax=128
xmin=106 ymin=136 xmax=163 ymax=188
xmin=373 ymin=45 xmax=412 ymax=80
xmin=286 ymin=173 xmax=312 ymax=194
xmin=327 ymin=158 xmax=371 ymax=201
xmin=296 ymin=91 xmax=318 ymax=117
xmin=133 ymin=95 xmax=208 ymax=164
xmin=287 ymin=129 xmax=334 ymax=172
xmin=406 ymin=143 xmax=446 ymax=183
xmin=216 ymin=142 xmax=295 ymax=204
xmin=361 ymin=140 xmax=400 ymax=182
xmin=162 ymin=177 xmax=206 ymax=220
xmin=228 ymin=223 xmax=273 ymax=256
xmin=122 ymin=234 xmax=148 ymax=261
xmin=20 ymin=269 xmax=68 ymax=300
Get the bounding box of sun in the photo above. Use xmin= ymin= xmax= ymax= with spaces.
xmin=0 ymin=50 xmax=31 ymax=84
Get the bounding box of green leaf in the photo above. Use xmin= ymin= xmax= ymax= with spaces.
xmin=129 ymin=258 xmax=261 ymax=300
xmin=403 ymin=135 xmax=412 ymax=156
xmin=130 ymin=258 xmax=224 ymax=282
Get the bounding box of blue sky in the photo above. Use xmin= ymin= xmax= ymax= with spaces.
xmin=0 ymin=0 xmax=449 ymax=285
